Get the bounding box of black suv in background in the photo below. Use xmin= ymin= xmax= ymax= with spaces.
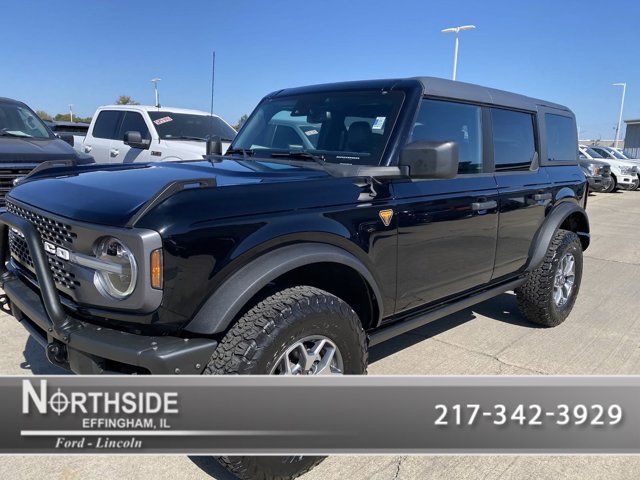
xmin=0 ymin=77 xmax=589 ymax=480
xmin=0 ymin=97 xmax=93 ymax=205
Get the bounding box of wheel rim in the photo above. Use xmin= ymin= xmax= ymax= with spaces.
xmin=270 ymin=336 xmax=344 ymax=375
xmin=553 ymin=252 xmax=576 ymax=307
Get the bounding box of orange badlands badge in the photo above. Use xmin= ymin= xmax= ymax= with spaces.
xmin=379 ymin=209 xmax=394 ymax=227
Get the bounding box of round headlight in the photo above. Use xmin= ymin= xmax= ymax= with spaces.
xmin=93 ymin=237 xmax=137 ymax=299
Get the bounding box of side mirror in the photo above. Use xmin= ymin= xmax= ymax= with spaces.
xmin=124 ymin=131 xmax=151 ymax=150
xmin=399 ymin=141 xmax=459 ymax=179
xmin=206 ymin=136 xmax=223 ymax=156
xmin=58 ymin=133 xmax=74 ymax=147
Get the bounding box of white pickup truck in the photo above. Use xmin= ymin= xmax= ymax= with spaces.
xmin=77 ymin=105 xmax=236 ymax=163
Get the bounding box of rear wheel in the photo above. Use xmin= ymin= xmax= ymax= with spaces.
xmin=515 ymin=229 xmax=583 ymax=327
xmin=205 ymin=285 xmax=367 ymax=480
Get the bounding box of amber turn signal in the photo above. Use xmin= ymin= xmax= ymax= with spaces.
xmin=150 ymin=249 xmax=163 ymax=289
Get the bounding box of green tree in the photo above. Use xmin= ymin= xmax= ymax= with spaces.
xmin=233 ymin=114 xmax=248 ymax=131
xmin=53 ymin=113 xmax=92 ymax=123
xmin=36 ymin=110 xmax=52 ymax=121
xmin=116 ymin=95 xmax=139 ymax=105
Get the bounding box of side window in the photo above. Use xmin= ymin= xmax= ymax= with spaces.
xmin=546 ymin=114 xmax=577 ymax=162
xmin=411 ymin=99 xmax=483 ymax=174
xmin=118 ymin=112 xmax=151 ymax=141
xmin=491 ymin=108 xmax=537 ymax=171
xmin=92 ymin=111 xmax=123 ymax=140
xmin=272 ymin=125 xmax=304 ymax=149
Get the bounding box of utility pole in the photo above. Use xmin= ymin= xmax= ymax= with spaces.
xmin=441 ymin=25 xmax=476 ymax=81
xmin=68 ymin=104 xmax=73 ymax=122
xmin=151 ymin=78 xmax=162 ymax=108
xmin=613 ymin=83 xmax=626 ymax=148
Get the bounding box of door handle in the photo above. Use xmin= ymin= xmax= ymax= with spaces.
xmin=110 ymin=149 xmax=119 ymax=157
xmin=84 ymin=146 xmax=92 ymax=153
xmin=471 ymin=200 xmax=497 ymax=211
xmin=533 ymin=193 xmax=552 ymax=201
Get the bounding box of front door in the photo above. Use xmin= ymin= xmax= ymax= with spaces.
xmin=112 ymin=111 xmax=152 ymax=163
xmin=394 ymin=98 xmax=499 ymax=313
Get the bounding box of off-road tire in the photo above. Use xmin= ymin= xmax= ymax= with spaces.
xmin=515 ymin=229 xmax=583 ymax=327
xmin=205 ymin=286 xmax=367 ymax=480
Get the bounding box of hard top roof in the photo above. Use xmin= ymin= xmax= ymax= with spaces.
xmin=270 ymin=76 xmax=571 ymax=114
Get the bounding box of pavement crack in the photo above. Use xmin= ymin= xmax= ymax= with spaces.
xmin=431 ymin=337 xmax=548 ymax=374
xmin=391 ymin=455 xmax=406 ymax=480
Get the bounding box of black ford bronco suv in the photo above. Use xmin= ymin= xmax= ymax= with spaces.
xmin=0 ymin=77 xmax=588 ymax=479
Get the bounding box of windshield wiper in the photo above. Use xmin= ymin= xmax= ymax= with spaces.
xmin=270 ymin=150 xmax=326 ymax=165
xmin=0 ymin=131 xmax=31 ymax=138
xmin=226 ymin=147 xmax=255 ymax=157
xmin=166 ymin=135 xmax=206 ymax=141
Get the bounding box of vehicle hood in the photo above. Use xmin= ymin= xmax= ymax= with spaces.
xmin=160 ymin=139 xmax=232 ymax=157
xmin=0 ymin=136 xmax=83 ymax=164
xmin=8 ymin=158 xmax=331 ymax=227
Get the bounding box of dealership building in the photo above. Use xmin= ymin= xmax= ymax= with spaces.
xmin=624 ymin=119 xmax=640 ymax=158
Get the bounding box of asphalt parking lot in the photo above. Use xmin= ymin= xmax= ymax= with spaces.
xmin=1 ymin=190 xmax=639 ymax=479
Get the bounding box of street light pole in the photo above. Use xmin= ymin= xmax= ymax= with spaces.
xmin=68 ymin=104 xmax=73 ymax=122
xmin=441 ymin=25 xmax=476 ymax=81
xmin=613 ymin=82 xmax=626 ymax=148
xmin=151 ymin=78 xmax=162 ymax=108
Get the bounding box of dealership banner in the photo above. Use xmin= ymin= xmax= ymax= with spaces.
xmin=3 ymin=376 xmax=640 ymax=454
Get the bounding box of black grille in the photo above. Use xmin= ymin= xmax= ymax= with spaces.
xmin=0 ymin=169 xmax=32 ymax=207
xmin=6 ymin=201 xmax=80 ymax=290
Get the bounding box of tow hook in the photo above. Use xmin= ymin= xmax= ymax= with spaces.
xmin=46 ymin=341 xmax=69 ymax=370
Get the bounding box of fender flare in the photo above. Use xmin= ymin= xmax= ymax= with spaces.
xmin=525 ymin=202 xmax=589 ymax=272
xmin=185 ymin=243 xmax=384 ymax=335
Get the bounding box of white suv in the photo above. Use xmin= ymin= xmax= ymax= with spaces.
xmin=79 ymin=105 xmax=236 ymax=164
xmin=579 ymin=145 xmax=639 ymax=191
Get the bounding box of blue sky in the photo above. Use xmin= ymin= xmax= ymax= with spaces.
xmin=1 ymin=0 xmax=638 ymax=139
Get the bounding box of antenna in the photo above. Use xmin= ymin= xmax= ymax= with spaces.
xmin=210 ymin=50 xmax=215 ymax=115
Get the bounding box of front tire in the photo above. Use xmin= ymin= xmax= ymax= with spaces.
xmin=515 ymin=229 xmax=583 ymax=327
xmin=205 ymin=286 xmax=367 ymax=480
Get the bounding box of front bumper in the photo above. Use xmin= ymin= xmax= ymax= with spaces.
xmin=616 ymin=175 xmax=638 ymax=189
xmin=0 ymin=211 xmax=217 ymax=374
xmin=587 ymin=175 xmax=612 ymax=192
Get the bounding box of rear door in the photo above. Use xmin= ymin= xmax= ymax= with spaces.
xmin=84 ymin=110 xmax=123 ymax=164
xmin=394 ymin=98 xmax=499 ymax=313
xmin=491 ymin=107 xmax=550 ymax=279
xmin=111 ymin=111 xmax=153 ymax=163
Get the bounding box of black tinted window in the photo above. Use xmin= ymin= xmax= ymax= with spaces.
xmin=491 ymin=109 xmax=536 ymax=171
xmin=411 ymin=99 xmax=483 ymax=174
xmin=546 ymin=114 xmax=577 ymax=162
xmin=93 ymin=111 xmax=123 ymax=139
xmin=118 ymin=112 xmax=150 ymax=140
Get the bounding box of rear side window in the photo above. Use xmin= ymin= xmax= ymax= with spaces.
xmin=92 ymin=111 xmax=123 ymax=139
xmin=411 ymin=99 xmax=483 ymax=174
xmin=118 ymin=112 xmax=151 ymax=141
xmin=491 ymin=108 xmax=536 ymax=171
xmin=546 ymin=114 xmax=577 ymax=162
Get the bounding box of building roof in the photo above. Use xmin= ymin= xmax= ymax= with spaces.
xmin=625 ymin=119 xmax=640 ymax=125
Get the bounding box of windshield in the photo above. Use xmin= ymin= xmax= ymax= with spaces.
xmin=148 ymin=112 xmax=236 ymax=141
xmin=0 ymin=102 xmax=51 ymax=139
xmin=585 ymin=147 xmax=604 ymax=159
xmin=608 ymin=148 xmax=627 ymax=159
xmin=231 ymin=90 xmax=405 ymax=165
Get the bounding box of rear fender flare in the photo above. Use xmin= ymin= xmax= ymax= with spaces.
xmin=185 ymin=243 xmax=384 ymax=335
xmin=525 ymin=202 xmax=589 ymax=272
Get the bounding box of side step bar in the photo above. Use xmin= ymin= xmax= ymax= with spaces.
xmin=368 ymin=278 xmax=525 ymax=346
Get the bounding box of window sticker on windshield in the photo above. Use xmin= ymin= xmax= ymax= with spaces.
xmin=153 ymin=116 xmax=173 ymax=125
xmin=372 ymin=116 xmax=386 ymax=130
xmin=304 ymin=129 xmax=319 ymax=136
